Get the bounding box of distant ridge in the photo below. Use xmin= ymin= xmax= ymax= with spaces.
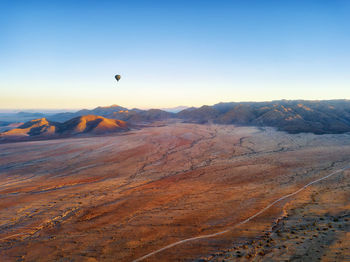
xmin=177 ymin=100 xmax=350 ymax=134
xmin=47 ymin=105 xmax=128 ymax=122
xmin=48 ymin=105 xmax=174 ymax=123
xmin=160 ymin=106 xmax=189 ymax=113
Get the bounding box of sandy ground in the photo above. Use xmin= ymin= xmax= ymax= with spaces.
xmin=204 ymin=169 xmax=350 ymax=262
xmin=0 ymin=123 xmax=350 ymax=261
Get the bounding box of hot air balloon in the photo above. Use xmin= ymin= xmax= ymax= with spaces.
xmin=115 ymin=75 xmax=121 ymax=82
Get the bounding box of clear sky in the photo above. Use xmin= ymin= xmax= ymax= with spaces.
xmin=1 ymin=0 xmax=350 ymax=110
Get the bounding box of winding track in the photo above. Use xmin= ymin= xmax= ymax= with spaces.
xmin=132 ymin=165 xmax=350 ymax=262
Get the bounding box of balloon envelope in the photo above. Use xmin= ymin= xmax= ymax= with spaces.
xmin=115 ymin=75 xmax=121 ymax=81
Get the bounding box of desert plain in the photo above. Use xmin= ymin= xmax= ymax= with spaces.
xmin=0 ymin=122 xmax=350 ymax=261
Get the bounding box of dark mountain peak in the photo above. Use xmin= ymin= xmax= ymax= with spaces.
xmin=93 ymin=104 xmax=127 ymax=111
xmin=99 ymin=104 xmax=121 ymax=108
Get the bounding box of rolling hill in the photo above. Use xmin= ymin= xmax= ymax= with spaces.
xmin=58 ymin=115 xmax=128 ymax=134
xmin=0 ymin=115 xmax=128 ymax=140
xmin=0 ymin=118 xmax=58 ymax=137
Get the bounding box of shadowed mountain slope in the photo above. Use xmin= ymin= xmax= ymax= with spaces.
xmin=177 ymin=100 xmax=350 ymax=134
xmin=1 ymin=118 xmax=58 ymax=137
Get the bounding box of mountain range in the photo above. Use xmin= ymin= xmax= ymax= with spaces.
xmin=178 ymin=100 xmax=350 ymax=134
xmin=2 ymin=100 xmax=350 ymax=138
xmin=47 ymin=105 xmax=174 ymax=123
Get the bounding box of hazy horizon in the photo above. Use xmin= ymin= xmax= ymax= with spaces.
xmin=2 ymin=98 xmax=350 ymax=113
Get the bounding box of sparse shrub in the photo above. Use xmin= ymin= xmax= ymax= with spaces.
xmin=258 ymin=251 xmax=265 ymax=256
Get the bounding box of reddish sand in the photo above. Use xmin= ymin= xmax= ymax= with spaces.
xmin=0 ymin=123 xmax=350 ymax=261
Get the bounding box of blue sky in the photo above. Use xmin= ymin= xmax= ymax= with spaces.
xmin=1 ymin=0 xmax=350 ymax=109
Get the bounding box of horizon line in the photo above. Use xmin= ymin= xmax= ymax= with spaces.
xmin=1 ymin=98 xmax=350 ymax=112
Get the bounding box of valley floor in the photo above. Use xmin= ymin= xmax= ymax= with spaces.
xmin=0 ymin=123 xmax=349 ymax=261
